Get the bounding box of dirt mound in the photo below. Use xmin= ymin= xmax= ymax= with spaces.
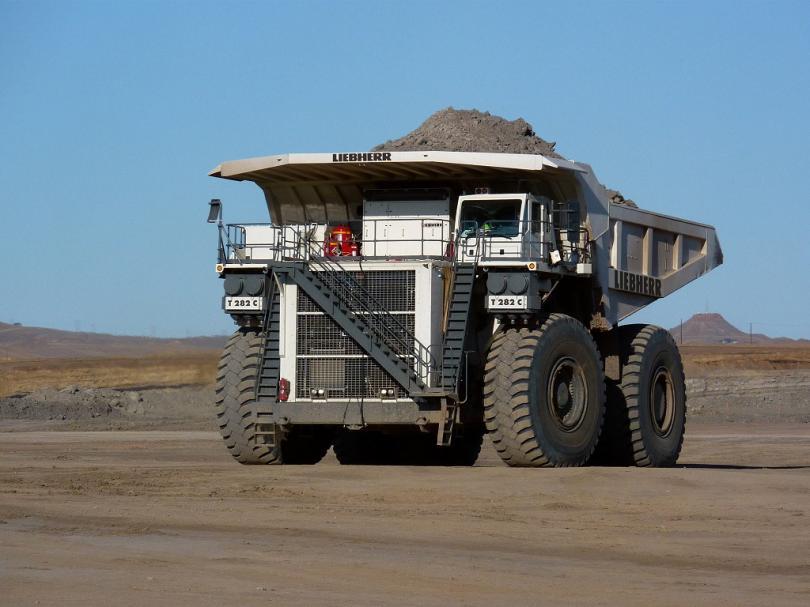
xmin=373 ymin=108 xmax=563 ymax=158
xmin=372 ymin=108 xmax=640 ymax=205
xmin=603 ymin=189 xmax=638 ymax=208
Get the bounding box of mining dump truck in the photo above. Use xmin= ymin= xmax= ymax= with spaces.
xmin=207 ymin=151 xmax=722 ymax=467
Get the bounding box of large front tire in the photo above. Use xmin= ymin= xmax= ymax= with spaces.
xmin=484 ymin=314 xmax=606 ymax=467
xmin=215 ymin=329 xmax=332 ymax=465
xmin=215 ymin=329 xmax=281 ymax=464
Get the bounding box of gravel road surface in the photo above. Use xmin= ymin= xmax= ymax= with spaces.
xmin=2 ymin=424 xmax=809 ymax=606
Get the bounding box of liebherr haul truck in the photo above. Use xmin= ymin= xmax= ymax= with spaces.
xmin=207 ymin=151 xmax=722 ymax=467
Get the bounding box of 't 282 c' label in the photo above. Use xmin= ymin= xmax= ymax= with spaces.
xmin=487 ymin=295 xmax=527 ymax=310
xmin=225 ymin=297 xmax=263 ymax=311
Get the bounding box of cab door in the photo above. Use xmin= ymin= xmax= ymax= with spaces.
xmin=527 ymin=196 xmax=552 ymax=261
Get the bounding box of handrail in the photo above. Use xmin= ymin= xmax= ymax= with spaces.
xmin=218 ymin=213 xmax=590 ymax=267
xmin=457 ymin=219 xmax=589 ymax=265
xmin=278 ymin=225 xmax=438 ymax=386
xmin=220 ymin=220 xmax=454 ymax=263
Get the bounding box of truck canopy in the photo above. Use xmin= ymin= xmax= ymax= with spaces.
xmin=210 ymin=151 xmax=585 ymax=224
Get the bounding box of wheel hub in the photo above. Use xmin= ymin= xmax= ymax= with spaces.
xmin=547 ymin=357 xmax=587 ymax=432
xmin=650 ymin=366 xmax=675 ymax=437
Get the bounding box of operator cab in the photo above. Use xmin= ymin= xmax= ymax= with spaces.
xmin=455 ymin=193 xmax=554 ymax=265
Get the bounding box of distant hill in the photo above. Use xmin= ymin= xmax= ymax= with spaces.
xmin=670 ymin=313 xmax=808 ymax=345
xmin=0 ymin=322 xmax=227 ymax=360
xmin=3 ymin=314 xmax=805 ymax=359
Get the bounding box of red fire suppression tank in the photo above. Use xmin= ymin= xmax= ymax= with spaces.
xmin=324 ymin=225 xmax=359 ymax=257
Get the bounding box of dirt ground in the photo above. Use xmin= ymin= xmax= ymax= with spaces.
xmin=1 ymin=424 xmax=809 ymax=606
xmin=2 ymin=346 xmax=809 ymax=605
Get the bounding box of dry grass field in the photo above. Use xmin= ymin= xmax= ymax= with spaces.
xmin=0 ymin=352 xmax=219 ymax=397
xmin=680 ymin=344 xmax=810 ymax=373
xmin=2 ymin=343 xmax=809 ymax=398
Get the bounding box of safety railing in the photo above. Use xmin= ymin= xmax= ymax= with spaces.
xmin=216 ymin=223 xmax=290 ymax=264
xmin=217 ymin=220 xmax=456 ymax=264
xmin=264 ymin=224 xmax=438 ymax=386
xmin=456 ymin=219 xmax=590 ymax=266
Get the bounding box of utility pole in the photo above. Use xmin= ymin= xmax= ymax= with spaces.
xmin=749 ymin=322 xmax=753 ymax=344
xmin=680 ymin=319 xmax=683 ymax=345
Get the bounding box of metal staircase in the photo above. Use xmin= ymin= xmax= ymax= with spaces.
xmin=256 ymin=276 xmax=282 ymax=400
xmin=439 ymin=263 xmax=477 ymax=396
xmin=433 ymin=262 xmax=477 ymax=445
xmin=275 ymin=255 xmax=434 ymax=395
xmin=254 ymin=277 xmax=282 ymax=448
xmin=257 ymin=226 xmax=482 ymax=407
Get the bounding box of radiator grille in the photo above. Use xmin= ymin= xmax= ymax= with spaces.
xmin=296 ymin=270 xmax=416 ymax=312
xmin=295 ymin=270 xmax=415 ymax=399
xmin=297 ymin=313 xmax=415 ymax=356
xmin=296 ymin=358 xmax=407 ymax=399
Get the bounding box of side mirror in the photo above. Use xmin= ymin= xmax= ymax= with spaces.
xmin=207 ymin=199 xmax=222 ymax=223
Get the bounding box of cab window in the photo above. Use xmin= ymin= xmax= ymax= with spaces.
xmin=459 ymin=199 xmax=521 ymax=237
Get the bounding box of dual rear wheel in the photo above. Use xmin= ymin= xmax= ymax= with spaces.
xmin=595 ymin=324 xmax=687 ymax=467
xmin=483 ymin=315 xmax=685 ymax=468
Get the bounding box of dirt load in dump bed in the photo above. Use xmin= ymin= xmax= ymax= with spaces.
xmin=373 ymin=108 xmax=563 ymax=157
xmin=372 ymin=107 xmax=636 ymax=206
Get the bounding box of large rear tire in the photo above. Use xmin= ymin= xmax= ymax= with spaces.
xmin=619 ymin=325 xmax=686 ymax=467
xmin=483 ymin=314 xmax=605 ymax=467
xmin=215 ymin=329 xmax=332 ymax=465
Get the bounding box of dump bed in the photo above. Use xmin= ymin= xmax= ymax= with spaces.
xmin=607 ymin=203 xmax=723 ymax=321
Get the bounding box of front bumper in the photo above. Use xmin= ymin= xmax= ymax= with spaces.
xmin=254 ymin=399 xmax=444 ymax=426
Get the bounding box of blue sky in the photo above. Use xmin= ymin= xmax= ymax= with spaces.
xmin=1 ymin=0 xmax=809 ymax=338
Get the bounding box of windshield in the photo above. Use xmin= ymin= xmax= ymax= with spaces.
xmin=458 ymin=199 xmax=521 ymax=237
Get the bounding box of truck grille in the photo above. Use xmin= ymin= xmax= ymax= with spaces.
xmin=296 ymin=270 xmax=415 ymax=399
xmin=296 ymin=270 xmax=415 ymax=312
xmin=297 ymin=313 xmax=415 ymax=356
